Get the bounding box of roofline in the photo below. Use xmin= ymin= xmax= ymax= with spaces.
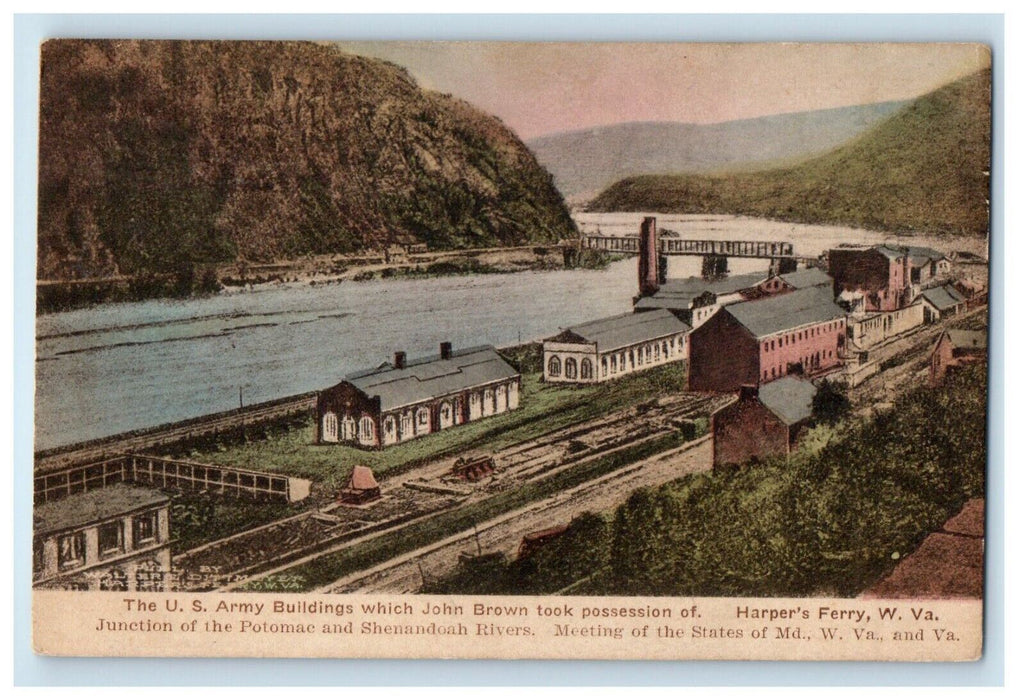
xmin=34 ymin=495 xmax=170 ymax=538
xmin=597 ymin=328 xmax=689 ymax=354
xmin=376 ymin=373 xmax=521 ymax=414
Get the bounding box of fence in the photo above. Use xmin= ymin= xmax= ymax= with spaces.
xmin=34 ymin=454 xmax=312 ymax=505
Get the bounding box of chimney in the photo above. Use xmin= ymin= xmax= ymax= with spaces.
xmin=440 ymin=342 xmax=453 ymax=360
xmin=739 ymin=384 xmax=759 ymax=402
xmin=394 ymin=351 xmax=406 ymax=369
xmin=638 ymin=216 xmax=660 ymax=297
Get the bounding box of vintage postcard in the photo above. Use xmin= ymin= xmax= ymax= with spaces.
xmin=32 ymin=40 xmax=991 ymax=660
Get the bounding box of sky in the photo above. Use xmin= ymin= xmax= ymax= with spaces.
xmin=335 ymin=42 xmax=990 ymax=141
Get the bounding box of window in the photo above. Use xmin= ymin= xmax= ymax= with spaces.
xmin=548 ymin=356 xmax=561 ymax=377
xmin=322 ymin=412 xmax=338 ymax=442
xmin=440 ymin=403 xmax=451 ymax=422
xmin=565 ymin=357 xmax=577 ymax=379
xmin=342 ymin=417 xmax=356 ymax=441
xmin=133 ymin=512 xmax=159 ymax=547
xmin=580 ymin=359 xmax=593 ymax=379
xmin=417 ymin=407 xmax=430 ymax=426
xmin=359 ymin=416 xmax=376 ymax=443
xmin=58 ymin=532 xmax=86 ymax=570
xmin=401 ymin=413 xmax=412 ymax=436
xmin=610 ymin=355 xmax=617 ymax=373
xmin=135 ymin=558 xmax=164 ymax=593
xmin=384 ymin=416 xmax=395 ymax=435
xmin=98 ymin=520 xmax=123 ymax=558
xmin=662 ymin=341 xmax=670 ymax=358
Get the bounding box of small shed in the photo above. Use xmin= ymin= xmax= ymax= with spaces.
xmin=929 ymin=330 xmax=987 ymax=386
xmin=920 ymin=284 xmax=968 ymax=323
xmin=338 ymin=465 xmax=381 ymax=504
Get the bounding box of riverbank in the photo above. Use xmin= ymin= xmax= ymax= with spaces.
xmin=36 ymin=245 xmax=617 ymax=314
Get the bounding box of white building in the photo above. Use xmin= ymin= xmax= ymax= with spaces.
xmin=543 ymin=309 xmax=690 ymax=384
xmin=33 ymin=483 xmax=172 ymax=591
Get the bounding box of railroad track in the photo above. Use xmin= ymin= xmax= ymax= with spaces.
xmin=34 ymin=393 xmax=317 ymax=474
xmin=185 ymin=392 xmax=727 ymax=589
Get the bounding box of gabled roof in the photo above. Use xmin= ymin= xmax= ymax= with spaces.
xmin=779 ymin=267 xmax=832 ymax=289
xmin=921 ymin=284 xmax=966 ymax=311
xmin=34 ymin=483 xmax=169 ymax=536
xmin=757 ymin=376 xmax=817 ymax=426
xmin=945 ymin=330 xmax=987 ymax=352
xmin=906 ymin=245 xmax=949 ymax=267
xmin=725 ymin=286 xmax=845 ymax=339
xmin=343 ymin=346 xmax=519 ymax=412
xmin=547 ymin=309 xmax=690 ymax=353
xmin=655 ymin=271 xmax=768 ymax=300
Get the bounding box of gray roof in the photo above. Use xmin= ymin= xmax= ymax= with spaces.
xmin=875 ymin=244 xmax=909 ymax=261
xmin=906 ymin=246 xmax=949 ymax=267
xmin=779 ymin=267 xmax=832 ymax=289
xmin=550 ymin=309 xmax=690 ymax=353
xmin=757 ymin=376 xmax=818 ymax=425
xmin=633 ymin=295 xmax=694 ymax=312
xmin=346 ymin=346 xmax=519 ymax=412
xmin=726 ymin=286 xmax=846 ymax=339
xmin=946 ymin=330 xmax=987 ymax=351
xmin=921 ymin=284 xmax=966 ymax=310
xmin=655 ymin=271 xmax=768 ymax=300
xmin=34 ymin=484 xmax=169 ymax=536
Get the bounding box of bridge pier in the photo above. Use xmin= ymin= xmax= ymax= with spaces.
xmin=769 ymin=257 xmax=799 ymax=275
xmin=701 ymin=254 xmax=729 ymax=279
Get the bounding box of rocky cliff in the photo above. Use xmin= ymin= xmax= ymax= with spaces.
xmin=38 ymin=40 xmax=576 ymax=281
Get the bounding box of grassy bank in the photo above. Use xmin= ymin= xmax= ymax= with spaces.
xmin=428 ymin=362 xmax=987 ymax=597
xmin=243 ymin=430 xmax=693 ymax=592
xmin=187 ymin=362 xmax=688 ymax=491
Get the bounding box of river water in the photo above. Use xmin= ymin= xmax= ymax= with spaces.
xmin=35 ymin=214 xmax=987 ymax=451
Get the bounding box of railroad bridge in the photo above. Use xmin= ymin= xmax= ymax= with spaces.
xmin=582 ymin=233 xmax=794 ymax=259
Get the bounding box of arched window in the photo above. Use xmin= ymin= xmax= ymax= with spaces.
xmin=654 ymin=343 xmax=660 ymax=361
xmin=565 ymin=357 xmax=577 ymax=379
xmin=440 ymin=401 xmax=452 ymax=428
xmin=322 ymin=412 xmax=339 ymax=442
xmin=401 ymin=413 xmax=412 ymax=437
xmin=359 ymin=416 xmax=376 ymax=444
xmin=548 ymin=356 xmax=561 ymax=377
xmin=602 ymin=357 xmax=608 ymax=377
xmin=610 ymin=355 xmax=617 ymax=373
xmin=662 ymin=341 xmax=670 ymax=358
xmin=342 ymin=417 xmax=356 ymax=441
xmin=645 ymin=345 xmax=652 ymax=363
xmin=580 ymin=359 xmax=593 ymax=379
xmin=416 ymin=406 xmax=431 ymax=432
xmin=629 ymin=350 xmax=635 ymax=369
xmin=384 ymin=416 xmax=396 ymax=436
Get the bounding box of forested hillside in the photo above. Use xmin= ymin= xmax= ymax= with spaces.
xmin=589 ymin=69 xmax=991 ymax=237
xmin=38 ymin=40 xmax=575 ymax=282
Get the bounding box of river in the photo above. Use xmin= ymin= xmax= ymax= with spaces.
xmin=34 ymin=214 xmax=988 ymax=451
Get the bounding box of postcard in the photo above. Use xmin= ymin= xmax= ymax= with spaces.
xmin=32 ymin=40 xmax=991 ymax=660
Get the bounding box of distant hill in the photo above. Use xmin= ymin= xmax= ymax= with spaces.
xmin=588 ymin=69 xmax=991 ymax=237
xmin=527 ymin=102 xmax=908 ymax=202
xmin=38 ymin=40 xmax=576 ymax=282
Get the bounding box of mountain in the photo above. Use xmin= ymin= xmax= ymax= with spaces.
xmin=587 ymin=69 xmax=991 ymax=237
xmin=37 ymin=40 xmax=576 ymax=281
xmin=527 ymin=102 xmax=909 ymax=202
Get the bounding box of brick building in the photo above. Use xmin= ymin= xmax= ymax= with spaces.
xmin=688 ymin=286 xmax=847 ymax=392
xmin=543 ymin=309 xmax=689 ymax=384
xmin=33 ymin=483 xmax=171 ymax=591
xmin=317 ymin=344 xmax=520 ymax=449
xmin=929 ymin=330 xmax=987 ymax=386
xmin=828 ymin=244 xmax=913 ymax=312
xmin=711 ymin=377 xmax=818 ymax=466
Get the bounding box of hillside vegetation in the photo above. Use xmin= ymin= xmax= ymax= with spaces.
xmin=528 ymin=101 xmax=907 ymax=201
xmin=428 ymin=361 xmax=987 ymax=597
xmin=588 ymin=69 xmax=991 ymax=237
xmin=38 ymin=40 xmax=575 ymax=282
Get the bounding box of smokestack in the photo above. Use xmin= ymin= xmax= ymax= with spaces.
xmin=394 ymin=351 xmax=407 ymax=369
xmin=638 ymin=216 xmax=660 ymax=297
xmin=440 ymin=342 xmax=453 ymax=360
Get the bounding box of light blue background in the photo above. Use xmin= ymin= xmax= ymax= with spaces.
xmin=13 ymin=12 xmax=1005 ymax=686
